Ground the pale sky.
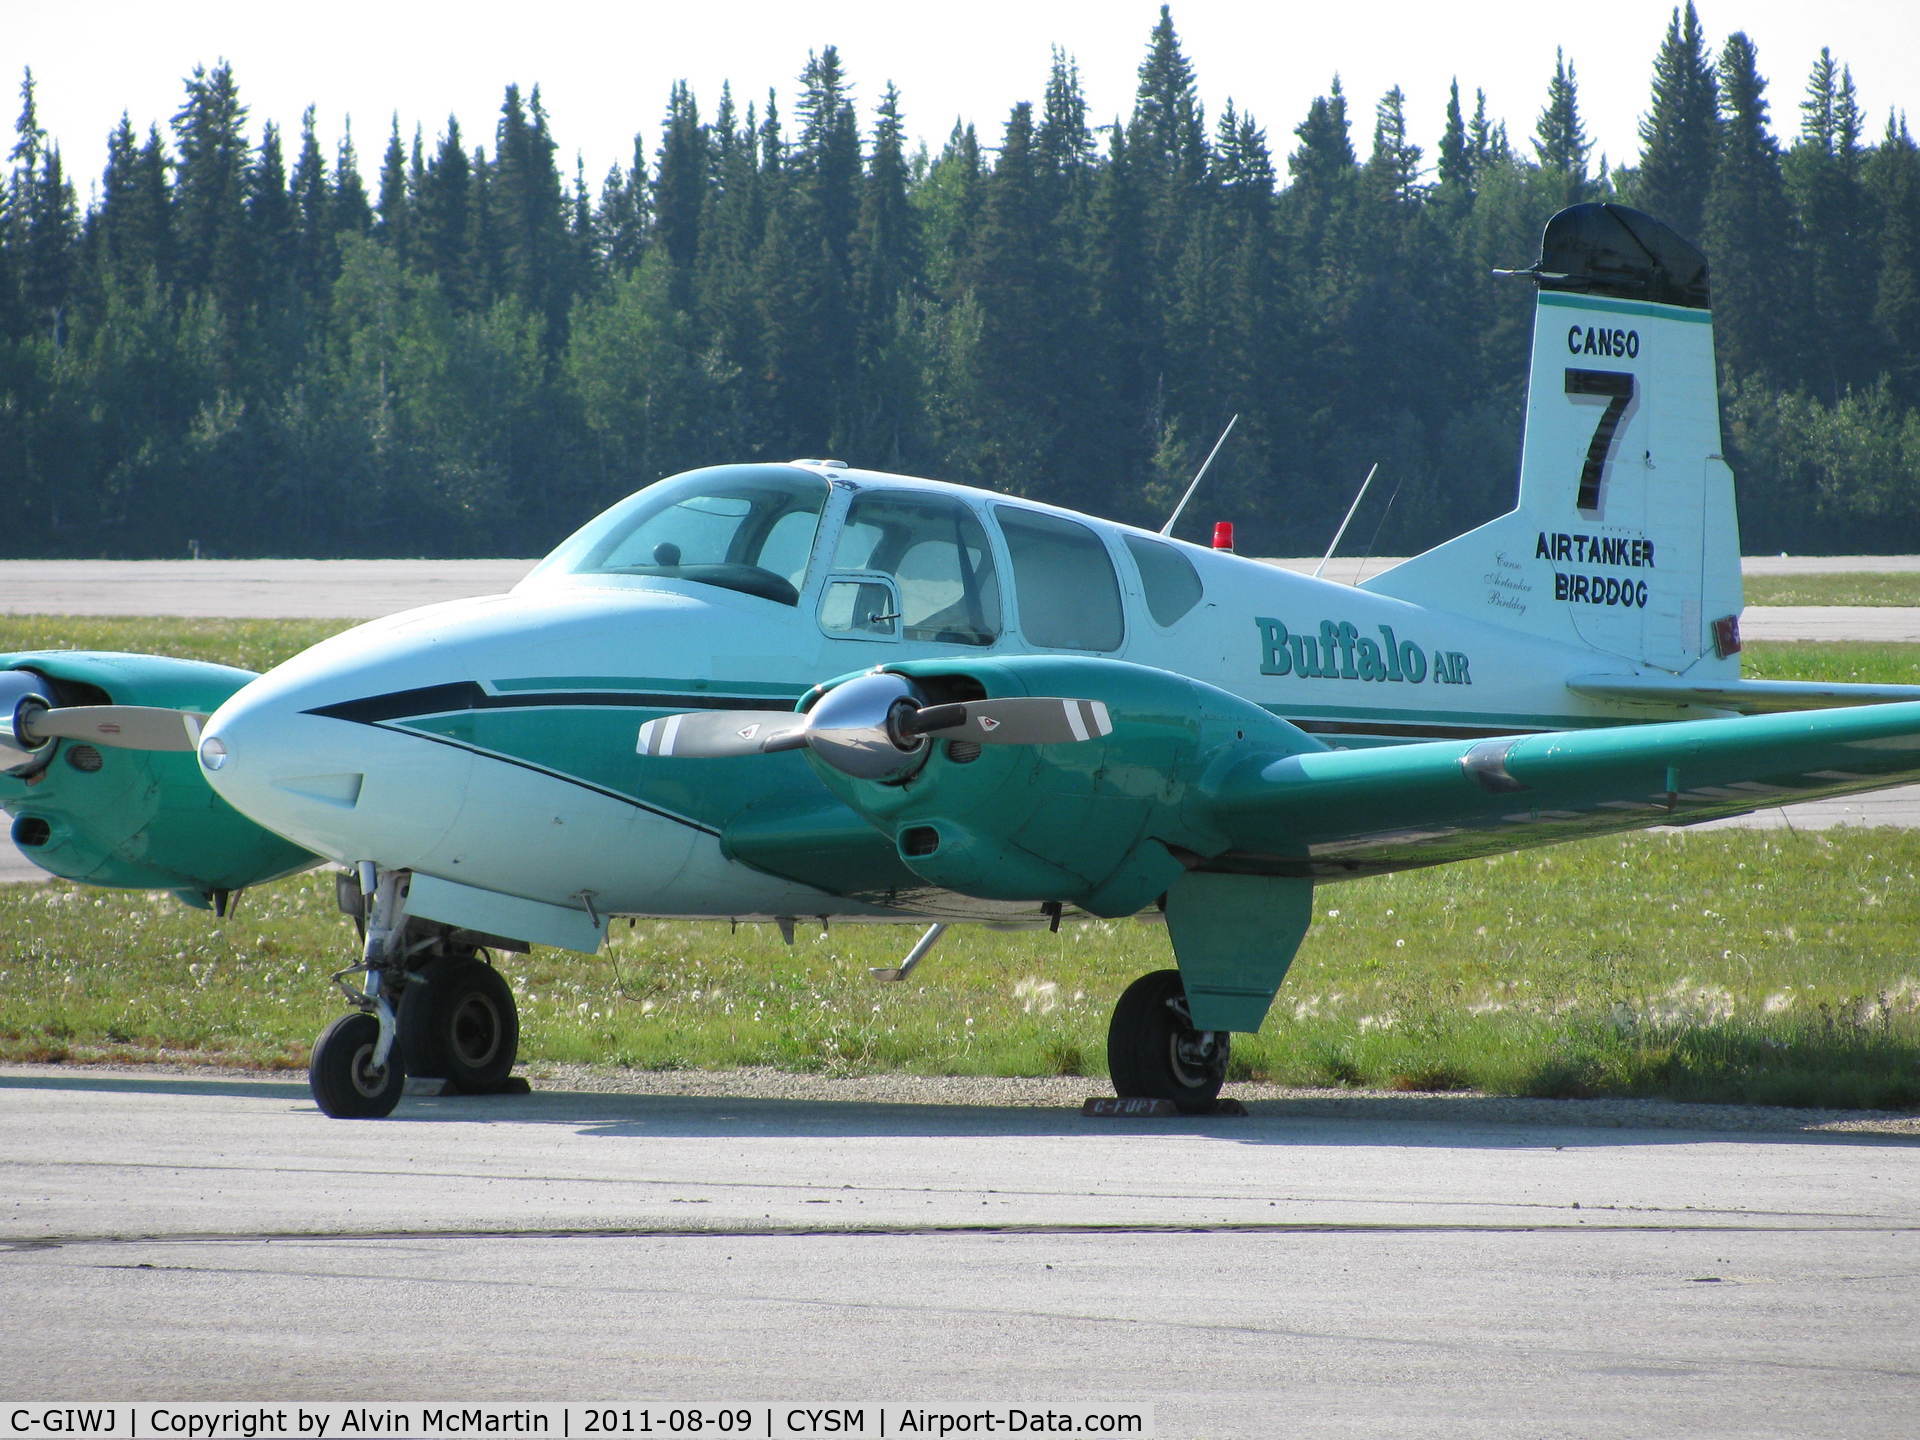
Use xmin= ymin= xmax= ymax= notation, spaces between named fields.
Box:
xmin=11 ymin=0 xmax=1920 ymax=204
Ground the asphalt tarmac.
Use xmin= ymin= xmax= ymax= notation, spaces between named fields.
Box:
xmin=2 ymin=1066 xmax=1916 ymax=1435
xmin=5 ymin=563 xmax=1920 ymax=1431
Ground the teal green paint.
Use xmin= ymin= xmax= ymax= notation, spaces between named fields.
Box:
xmin=400 ymin=703 xmax=826 ymax=834
xmin=1259 ymin=700 xmax=1624 ymax=730
xmin=722 ymin=792 xmax=925 ymax=899
xmin=1166 ymin=871 xmax=1313 ymax=1033
xmin=1537 ymin=291 xmax=1713 ymax=324
xmin=0 ymin=651 xmax=316 ymax=895
xmin=1207 ymin=697 xmax=1920 ymax=875
xmin=492 ymin=675 xmax=806 ymax=699
xmin=809 ymin=654 xmax=1325 ymax=914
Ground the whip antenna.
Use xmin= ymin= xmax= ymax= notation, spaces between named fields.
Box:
xmin=1312 ymin=463 xmax=1379 ymax=579
xmin=1159 ymin=414 xmax=1239 ymax=537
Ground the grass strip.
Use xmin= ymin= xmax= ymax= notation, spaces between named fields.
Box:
xmin=1743 ymin=573 xmax=1920 ymax=607
xmin=3 ymin=829 xmax=1917 ymax=1109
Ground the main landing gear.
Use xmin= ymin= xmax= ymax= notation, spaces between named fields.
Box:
xmin=1106 ymin=968 xmax=1231 ymax=1114
xmin=307 ymin=866 xmax=523 ymax=1119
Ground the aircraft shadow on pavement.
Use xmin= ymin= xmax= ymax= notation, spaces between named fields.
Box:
xmin=4 ymin=1070 xmax=1914 ymax=1149
xmin=0 ymin=1070 xmax=312 ymax=1102
xmin=396 ymin=1085 xmax=1920 ymax=1152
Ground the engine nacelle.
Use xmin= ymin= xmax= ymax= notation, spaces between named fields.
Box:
xmin=0 ymin=651 xmax=317 ymax=904
xmin=803 ymin=656 xmax=1325 ymax=917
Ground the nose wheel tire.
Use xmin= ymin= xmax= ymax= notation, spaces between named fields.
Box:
xmin=1107 ymin=968 xmax=1231 ymax=1114
xmin=398 ymin=955 xmax=519 ymax=1093
xmin=309 ymin=1011 xmax=404 ymax=1119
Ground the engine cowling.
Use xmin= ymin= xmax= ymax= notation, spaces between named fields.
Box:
xmin=0 ymin=651 xmax=317 ymax=904
xmin=800 ymin=655 xmax=1325 ymax=917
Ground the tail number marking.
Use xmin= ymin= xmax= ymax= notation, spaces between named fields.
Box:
xmin=1565 ymin=368 xmax=1636 ymax=513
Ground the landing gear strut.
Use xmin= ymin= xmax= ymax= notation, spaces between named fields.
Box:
xmin=1107 ymin=968 xmax=1231 ymax=1114
xmin=308 ymin=866 xmax=523 ymax=1118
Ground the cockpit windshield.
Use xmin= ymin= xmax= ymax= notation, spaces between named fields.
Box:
xmin=523 ymin=467 xmax=829 ymax=605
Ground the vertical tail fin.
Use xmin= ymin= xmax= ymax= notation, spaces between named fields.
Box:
xmin=1361 ymin=204 xmax=1743 ymax=677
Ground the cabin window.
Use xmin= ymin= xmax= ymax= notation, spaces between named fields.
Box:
xmin=830 ymin=493 xmax=1000 ymax=645
xmin=524 ymin=468 xmax=828 ymax=605
xmin=1123 ymin=534 xmax=1204 ymax=627
xmin=995 ymin=506 xmax=1124 ymax=651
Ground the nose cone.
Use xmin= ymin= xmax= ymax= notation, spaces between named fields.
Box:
xmin=198 ymin=614 xmax=483 ymax=867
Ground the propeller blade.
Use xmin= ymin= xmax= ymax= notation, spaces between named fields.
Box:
xmin=637 ymin=710 xmax=809 ymax=758
xmin=908 ymin=697 xmax=1113 ymax=746
xmin=23 ymin=705 xmax=208 ymax=752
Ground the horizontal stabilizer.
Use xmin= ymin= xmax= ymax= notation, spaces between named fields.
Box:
xmin=1568 ymin=673 xmax=1920 ymax=715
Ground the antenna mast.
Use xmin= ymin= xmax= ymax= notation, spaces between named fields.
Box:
xmin=1159 ymin=414 xmax=1239 ymax=538
xmin=1312 ymin=463 xmax=1379 ymax=580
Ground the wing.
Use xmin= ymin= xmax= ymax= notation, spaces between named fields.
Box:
xmin=1200 ymin=698 xmax=1920 ymax=878
xmin=678 ymin=656 xmax=1920 ymax=919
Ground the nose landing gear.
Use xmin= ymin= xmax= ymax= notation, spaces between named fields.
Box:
xmin=309 ymin=1010 xmax=405 ymax=1118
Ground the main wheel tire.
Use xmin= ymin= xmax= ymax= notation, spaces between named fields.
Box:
xmin=399 ymin=955 xmax=518 ymax=1092
xmin=1107 ymin=968 xmax=1231 ymax=1114
xmin=309 ymin=1011 xmax=404 ymax=1119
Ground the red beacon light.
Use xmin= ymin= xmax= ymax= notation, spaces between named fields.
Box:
xmin=1211 ymin=522 xmax=1235 ymax=552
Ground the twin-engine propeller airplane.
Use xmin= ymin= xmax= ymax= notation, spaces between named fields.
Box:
xmin=9 ymin=203 xmax=1920 ymax=1118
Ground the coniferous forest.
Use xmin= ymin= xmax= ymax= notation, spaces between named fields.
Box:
xmin=5 ymin=4 xmax=1920 ymax=560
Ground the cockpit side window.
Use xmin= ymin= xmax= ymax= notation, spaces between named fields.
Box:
xmin=1123 ymin=534 xmax=1204 ymax=627
xmin=830 ymin=493 xmax=1000 ymax=645
xmin=525 ymin=470 xmax=829 ymax=605
xmin=995 ymin=506 xmax=1124 ymax=651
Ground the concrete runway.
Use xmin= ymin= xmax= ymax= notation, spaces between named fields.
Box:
xmin=2 ymin=1066 xmax=1916 ymax=1434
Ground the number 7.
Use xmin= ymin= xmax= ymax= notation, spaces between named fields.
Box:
xmin=1565 ymin=368 xmax=1636 ymax=512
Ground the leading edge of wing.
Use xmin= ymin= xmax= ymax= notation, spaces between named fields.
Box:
xmin=1198 ymin=699 xmax=1920 ymax=877
xmin=1568 ymin=672 xmax=1920 ymax=714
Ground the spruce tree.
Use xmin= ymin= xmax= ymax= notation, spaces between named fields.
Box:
xmin=291 ymin=107 xmax=333 ymax=301
xmin=847 ymin=82 xmax=924 ymax=467
xmin=1436 ymin=80 xmax=1473 ymax=210
xmin=1703 ymin=32 xmax=1796 ymax=386
xmin=1037 ymin=48 xmax=1095 ymax=189
xmin=420 ymin=118 xmax=474 ymax=307
xmin=1366 ymin=86 xmax=1423 ymax=208
xmin=594 ymin=134 xmax=649 ymax=277
xmin=171 ymin=61 xmax=251 ymax=299
xmin=1787 ymin=50 xmax=1872 ymax=393
xmin=1633 ymin=2 xmax=1718 ymax=239
xmin=1286 ymin=79 xmax=1358 ymax=277
xmin=653 ymin=81 xmax=707 ymax=303
xmin=1867 ymin=112 xmax=1920 ymax=402
xmin=244 ymin=120 xmax=296 ymax=308
xmin=375 ymin=116 xmax=412 ymax=257
xmin=1128 ymin=4 xmax=1207 ymax=192
xmin=333 ymin=120 xmax=373 ymax=239
xmin=1533 ymin=49 xmax=1593 ymax=206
